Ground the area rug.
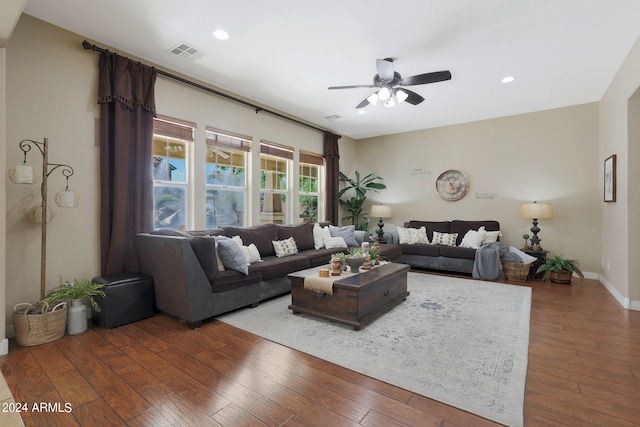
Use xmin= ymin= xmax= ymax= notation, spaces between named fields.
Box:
xmin=217 ymin=273 xmax=531 ymax=427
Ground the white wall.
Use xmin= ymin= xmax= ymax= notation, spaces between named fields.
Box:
xmin=1 ymin=46 xmax=8 ymax=353
xmin=353 ymin=104 xmax=602 ymax=274
xmin=600 ymin=33 xmax=640 ymax=305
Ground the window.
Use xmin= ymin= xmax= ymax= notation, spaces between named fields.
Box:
xmin=205 ymin=127 xmax=251 ymax=228
xmin=299 ymin=150 xmax=323 ymax=223
xmin=260 ymin=140 xmax=293 ymax=224
xmin=152 ymin=116 xmax=195 ymax=231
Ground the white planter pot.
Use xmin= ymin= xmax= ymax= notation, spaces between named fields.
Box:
xmin=67 ymin=299 xmax=87 ymax=335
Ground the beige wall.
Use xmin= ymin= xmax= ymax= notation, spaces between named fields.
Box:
xmin=353 ymin=104 xmax=602 ymax=275
xmin=600 ymin=34 xmax=640 ymax=306
xmin=1 ymin=46 xmax=8 ymax=352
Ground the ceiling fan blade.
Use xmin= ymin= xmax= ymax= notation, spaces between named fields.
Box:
xmin=400 ymin=70 xmax=452 ymax=86
xmin=328 ymin=84 xmax=376 ymax=90
xmin=398 ymin=88 xmax=425 ymax=105
xmin=376 ymin=58 xmax=395 ymax=82
xmin=355 ymin=98 xmax=370 ymax=109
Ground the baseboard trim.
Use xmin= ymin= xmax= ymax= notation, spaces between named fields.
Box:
xmin=598 ymin=274 xmax=639 ymax=310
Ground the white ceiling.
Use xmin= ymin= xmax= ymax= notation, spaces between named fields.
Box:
xmin=15 ymin=0 xmax=640 ymax=139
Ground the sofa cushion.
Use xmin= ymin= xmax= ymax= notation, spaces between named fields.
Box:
xmin=399 ymin=243 xmax=441 ymax=257
xmin=405 ymin=221 xmax=451 ymax=241
xmin=216 ymin=237 xmax=249 ymax=274
xmin=312 ymin=223 xmax=333 ymax=249
xmin=272 ymin=237 xmax=299 ymax=257
xmin=222 ymin=223 xmax=278 ymax=257
xmin=397 ymin=226 xmax=430 ymax=244
xmin=299 ymin=247 xmax=342 ymax=267
xmin=211 ymin=265 xmax=264 ymax=292
xmin=439 ymin=245 xmax=477 ymax=260
xmin=329 ymin=225 xmax=359 ymax=247
xmin=451 ymin=220 xmax=500 ymax=245
xmin=432 ymin=231 xmax=458 ymax=246
xmin=259 ymin=255 xmax=311 ymax=281
xmin=460 ymin=227 xmax=487 ymax=249
xmin=278 ymin=223 xmax=314 ymax=251
xmin=189 ymin=236 xmax=219 ymax=282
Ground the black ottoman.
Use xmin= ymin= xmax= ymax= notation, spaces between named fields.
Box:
xmin=91 ymin=272 xmax=155 ymax=329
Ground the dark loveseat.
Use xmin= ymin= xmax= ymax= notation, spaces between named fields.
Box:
xmin=137 ymin=222 xmax=401 ymax=327
xmin=387 ymin=220 xmax=501 ymax=274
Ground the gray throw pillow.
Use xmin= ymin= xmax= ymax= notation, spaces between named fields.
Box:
xmin=215 ymin=237 xmax=249 ymax=275
xmin=329 ymin=225 xmax=359 ymax=247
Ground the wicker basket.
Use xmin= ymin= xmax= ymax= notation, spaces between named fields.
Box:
xmin=502 ymin=261 xmax=531 ymax=282
xmin=13 ymin=301 xmax=67 ymax=347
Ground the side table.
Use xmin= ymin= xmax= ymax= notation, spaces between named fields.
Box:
xmin=522 ymin=248 xmax=548 ymax=279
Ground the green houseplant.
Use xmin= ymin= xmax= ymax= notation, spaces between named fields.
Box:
xmin=46 ymin=277 xmax=106 ymax=311
xmin=46 ymin=277 xmax=106 ymax=335
xmin=536 ymin=255 xmax=584 ymax=284
xmin=338 ymin=171 xmax=386 ymax=230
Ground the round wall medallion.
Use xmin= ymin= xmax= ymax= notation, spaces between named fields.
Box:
xmin=436 ymin=170 xmax=469 ymax=201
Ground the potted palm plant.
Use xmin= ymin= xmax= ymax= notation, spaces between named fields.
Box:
xmin=46 ymin=278 xmax=106 ymax=335
xmin=536 ymin=255 xmax=584 ymax=284
xmin=338 ymin=171 xmax=386 ymax=230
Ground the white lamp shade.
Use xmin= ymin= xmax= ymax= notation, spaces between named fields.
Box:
xmin=367 ymin=93 xmax=379 ymax=105
xmin=396 ymin=89 xmax=408 ymax=103
xmin=371 ymin=204 xmax=392 ymax=218
xmin=9 ymin=163 xmax=39 ymax=184
xmin=27 ymin=204 xmax=56 ymax=223
xmin=520 ymin=202 xmax=553 ymax=219
xmin=55 ymin=189 xmax=79 ymax=208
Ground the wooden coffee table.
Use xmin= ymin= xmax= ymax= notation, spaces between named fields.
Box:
xmin=287 ymin=263 xmax=410 ymax=330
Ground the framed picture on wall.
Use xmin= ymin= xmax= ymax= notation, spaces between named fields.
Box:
xmin=604 ymin=154 xmax=616 ymax=202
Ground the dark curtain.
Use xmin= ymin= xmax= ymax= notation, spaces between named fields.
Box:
xmin=98 ymin=53 xmax=157 ymax=275
xmin=324 ymin=131 xmax=341 ymax=225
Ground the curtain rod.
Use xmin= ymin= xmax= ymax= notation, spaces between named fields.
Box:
xmin=82 ymin=40 xmax=338 ymax=137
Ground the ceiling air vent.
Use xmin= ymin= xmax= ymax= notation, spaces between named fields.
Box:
xmin=325 ymin=114 xmax=342 ymax=120
xmin=169 ymin=42 xmax=206 ymax=62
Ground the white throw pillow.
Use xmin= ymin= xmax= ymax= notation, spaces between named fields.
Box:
xmin=324 ymin=236 xmax=348 ymax=249
xmin=482 ymin=230 xmax=502 ymax=244
xmin=313 ymin=223 xmax=332 ymax=249
xmin=509 ymin=247 xmax=537 ymax=264
xmin=460 ymin=227 xmax=488 ymax=249
xmin=397 ymin=226 xmax=430 ymax=244
xmin=273 ymin=237 xmax=298 ymax=257
xmin=239 ymin=243 xmax=262 ymax=264
xmin=431 ymin=231 xmax=458 ymax=246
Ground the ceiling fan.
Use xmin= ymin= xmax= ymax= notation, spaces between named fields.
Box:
xmin=328 ymin=58 xmax=451 ymax=108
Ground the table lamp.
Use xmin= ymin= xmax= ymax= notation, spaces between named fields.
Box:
xmin=371 ymin=204 xmax=392 ymax=243
xmin=520 ymin=201 xmax=553 ymax=250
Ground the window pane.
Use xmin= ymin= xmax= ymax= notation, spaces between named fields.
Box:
xmin=153 ymin=186 xmax=186 ymax=230
xmin=299 ymin=195 xmax=318 ymax=223
xmin=153 ymin=138 xmax=186 ymax=183
xmin=260 ymin=155 xmax=287 ymax=191
xmin=206 ymin=189 xmax=245 ymax=228
xmin=260 ymin=192 xmax=287 ymax=224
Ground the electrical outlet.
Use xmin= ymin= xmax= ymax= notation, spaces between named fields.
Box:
xmin=601 ymin=258 xmax=605 ymax=267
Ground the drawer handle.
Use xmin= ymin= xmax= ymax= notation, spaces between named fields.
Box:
xmin=384 ymin=290 xmax=390 ymax=296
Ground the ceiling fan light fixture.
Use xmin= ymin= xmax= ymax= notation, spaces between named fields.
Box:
xmin=395 ymin=89 xmax=408 ymax=103
xmin=367 ymin=92 xmax=379 ymax=106
xmin=378 ymin=87 xmax=391 ymax=101
xmin=383 ymin=98 xmax=396 ymax=108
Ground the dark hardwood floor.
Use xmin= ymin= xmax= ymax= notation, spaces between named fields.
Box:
xmin=2 ymin=273 xmax=639 ymax=426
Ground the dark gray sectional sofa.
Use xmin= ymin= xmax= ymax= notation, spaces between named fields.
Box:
xmin=388 ymin=220 xmax=501 ymax=274
xmin=136 ymin=222 xmax=401 ymax=327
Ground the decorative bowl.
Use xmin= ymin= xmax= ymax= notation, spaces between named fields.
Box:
xmin=345 ymin=257 xmax=366 ymax=272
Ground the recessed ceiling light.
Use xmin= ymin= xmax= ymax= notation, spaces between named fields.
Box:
xmin=213 ymin=29 xmax=230 ymax=40
xmin=501 ymin=76 xmax=516 ymax=83
xmin=358 ymin=110 xmax=366 ymax=114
